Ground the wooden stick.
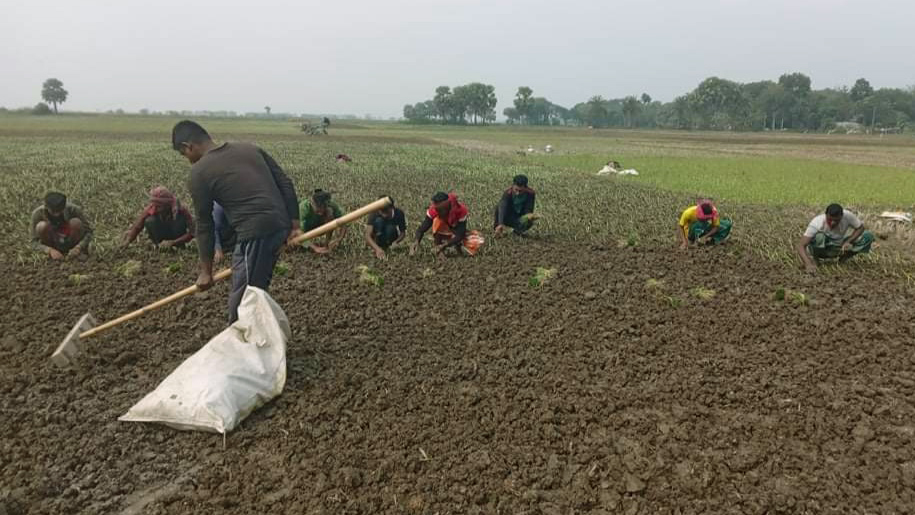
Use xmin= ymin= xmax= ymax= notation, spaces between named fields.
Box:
xmin=79 ymin=197 xmax=391 ymax=339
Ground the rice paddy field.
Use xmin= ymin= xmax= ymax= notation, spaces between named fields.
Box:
xmin=2 ymin=114 xmax=915 ymax=514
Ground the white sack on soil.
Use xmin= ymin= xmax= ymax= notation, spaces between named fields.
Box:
xmin=119 ymin=287 xmax=289 ymax=433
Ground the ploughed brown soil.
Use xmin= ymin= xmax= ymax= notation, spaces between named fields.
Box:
xmin=2 ymin=237 xmax=915 ymax=514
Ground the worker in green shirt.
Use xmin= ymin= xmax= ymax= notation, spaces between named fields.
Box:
xmin=300 ymin=189 xmax=347 ymax=254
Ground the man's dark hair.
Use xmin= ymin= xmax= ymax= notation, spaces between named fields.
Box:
xmin=44 ymin=191 xmax=67 ymax=211
xmin=513 ymin=174 xmax=529 ymax=187
xmin=312 ymin=189 xmax=332 ymax=207
xmin=432 ymin=192 xmax=449 ymax=204
xmin=826 ymin=203 xmax=844 ymax=217
xmin=171 ymin=120 xmax=211 ymax=151
xmin=700 ymin=203 xmax=713 ymax=216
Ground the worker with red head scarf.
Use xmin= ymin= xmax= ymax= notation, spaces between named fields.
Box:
xmin=676 ymin=199 xmax=732 ymax=250
xmin=122 ymin=186 xmax=195 ymax=249
xmin=411 ymin=192 xmax=484 ymax=259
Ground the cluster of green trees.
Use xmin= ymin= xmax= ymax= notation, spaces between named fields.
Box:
xmin=563 ymin=75 xmax=913 ymax=132
xmin=402 ymin=83 xmax=497 ymax=124
xmin=405 ymin=74 xmax=914 ymax=132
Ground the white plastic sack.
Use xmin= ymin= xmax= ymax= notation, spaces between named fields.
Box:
xmin=119 ymin=287 xmax=290 ymax=433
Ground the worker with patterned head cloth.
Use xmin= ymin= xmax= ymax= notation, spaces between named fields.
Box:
xmin=122 ymin=186 xmax=195 ymax=249
xmin=676 ymin=199 xmax=732 ymax=250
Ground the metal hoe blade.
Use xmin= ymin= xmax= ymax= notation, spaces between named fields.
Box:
xmin=51 ymin=313 xmax=97 ymax=368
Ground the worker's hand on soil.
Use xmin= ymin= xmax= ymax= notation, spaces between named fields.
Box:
xmin=841 ymin=241 xmax=852 ymax=253
xmin=48 ymin=248 xmax=64 ymax=260
xmin=495 ymin=225 xmax=505 ymax=237
xmin=196 ymin=272 xmax=214 ymax=290
xmin=805 ymin=263 xmax=818 ymax=275
xmin=311 ymin=244 xmax=330 ymax=255
xmin=158 ymin=240 xmax=175 ymax=249
xmin=409 ymin=242 xmax=418 ymax=256
xmin=68 ymin=247 xmax=82 ymax=258
xmin=374 ymin=248 xmax=387 ymax=260
xmin=678 ymin=242 xmax=688 ymax=251
xmin=214 ymin=249 xmax=225 ymax=264
xmin=121 ymin=232 xmax=132 ymax=247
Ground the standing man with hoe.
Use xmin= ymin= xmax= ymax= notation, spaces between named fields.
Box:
xmin=172 ymin=121 xmax=303 ymax=322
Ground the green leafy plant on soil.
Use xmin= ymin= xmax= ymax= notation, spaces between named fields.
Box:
xmin=773 ymin=287 xmax=809 ymax=306
xmin=115 ymin=259 xmax=142 ymax=277
xmin=356 ymin=265 xmax=384 ymax=287
xmin=163 ymin=262 xmax=182 ymax=274
xmin=421 ymin=267 xmax=435 ymax=278
xmin=68 ymin=273 xmax=90 ymax=286
xmin=274 ymin=261 xmax=290 ymax=276
xmin=773 ymin=287 xmax=786 ymax=301
xmin=789 ymin=291 xmax=809 ymax=306
xmin=666 ymin=296 xmax=684 ymax=308
xmin=645 ymin=278 xmax=665 ymax=289
xmin=529 ymin=267 xmax=557 ymax=288
xmin=690 ymin=287 xmax=716 ymax=300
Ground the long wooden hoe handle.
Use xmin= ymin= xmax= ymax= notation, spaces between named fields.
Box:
xmin=79 ymin=197 xmax=392 ymax=340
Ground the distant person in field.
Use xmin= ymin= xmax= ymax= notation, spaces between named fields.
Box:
xmin=212 ymin=201 xmax=237 ymax=264
xmin=796 ymin=203 xmax=874 ymax=275
xmin=172 ymin=120 xmax=302 ymax=323
xmin=411 ymin=192 xmax=484 ymax=259
xmin=677 ymin=199 xmax=732 ymax=250
xmin=365 ymin=196 xmax=406 ymax=259
xmin=494 ymin=174 xmax=538 ymax=237
xmin=31 ymin=191 xmax=93 ymax=260
xmin=300 ymin=189 xmax=347 ymax=254
xmin=122 ymin=186 xmax=195 ymax=249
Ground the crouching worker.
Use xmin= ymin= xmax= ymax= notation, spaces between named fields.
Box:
xmin=365 ymin=197 xmax=406 ymax=260
xmin=411 ymin=192 xmax=484 ymax=259
xmin=494 ymin=174 xmax=539 ymax=237
xmin=300 ymin=189 xmax=347 ymax=254
xmin=797 ymin=203 xmax=874 ymax=275
xmin=31 ymin=191 xmax=93 ymax=260
xmin=677 ymin=199 xmax=732 ymax=250
xmin=122 ymin=186 xmax=195 ymax=249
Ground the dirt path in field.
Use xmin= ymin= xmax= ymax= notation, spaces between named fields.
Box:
xmin=2 ymin=238 xmax=915 ymax=514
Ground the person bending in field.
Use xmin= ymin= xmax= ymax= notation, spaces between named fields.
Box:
xmin=411 ymin=192 xmax=484 ymax=259
xmin=173 ymin=120 xmax=302 ymax=323
xmin=677 ymin=199 xmax=732 ymax=250
xmin=30 ymin=191 xmax=93 ymax=260
xmin=122 ymin=186 xmax=195 ymax=249
xmin=365 ymin=196 xmax=406 ymax=260
xmin=212 ymin=201 xmax=237 ymax=264
xmin=796 ymin=203 xmax=874 ymax=275
xmin=494 ymin=174 xmax=538 ymax=237
xmin=300 ymin=189 xmax=347 ymax=254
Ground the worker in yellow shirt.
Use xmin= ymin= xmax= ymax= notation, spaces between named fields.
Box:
xmin=677 ymin=200 xmax=732 ymax=250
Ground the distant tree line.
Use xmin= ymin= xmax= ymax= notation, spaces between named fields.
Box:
xmin=403 ymin=83 xmax=498 ymax=125
xmin=405 ymin=74 xmax=914 ymax=132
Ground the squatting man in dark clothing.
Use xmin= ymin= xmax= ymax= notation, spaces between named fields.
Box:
xmin=364 ymin=196 xmax=407 ymax=260
xmin=172 ymin=120 xmax=303 ymax=322
xmin=494 ymin=174 xmax=538 ymax=236
xmin=30 ymin=191 xmax=93 ymax=260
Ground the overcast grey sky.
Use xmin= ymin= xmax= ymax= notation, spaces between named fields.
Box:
xmin=1 ymin=0 xmax=912 ymax=118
